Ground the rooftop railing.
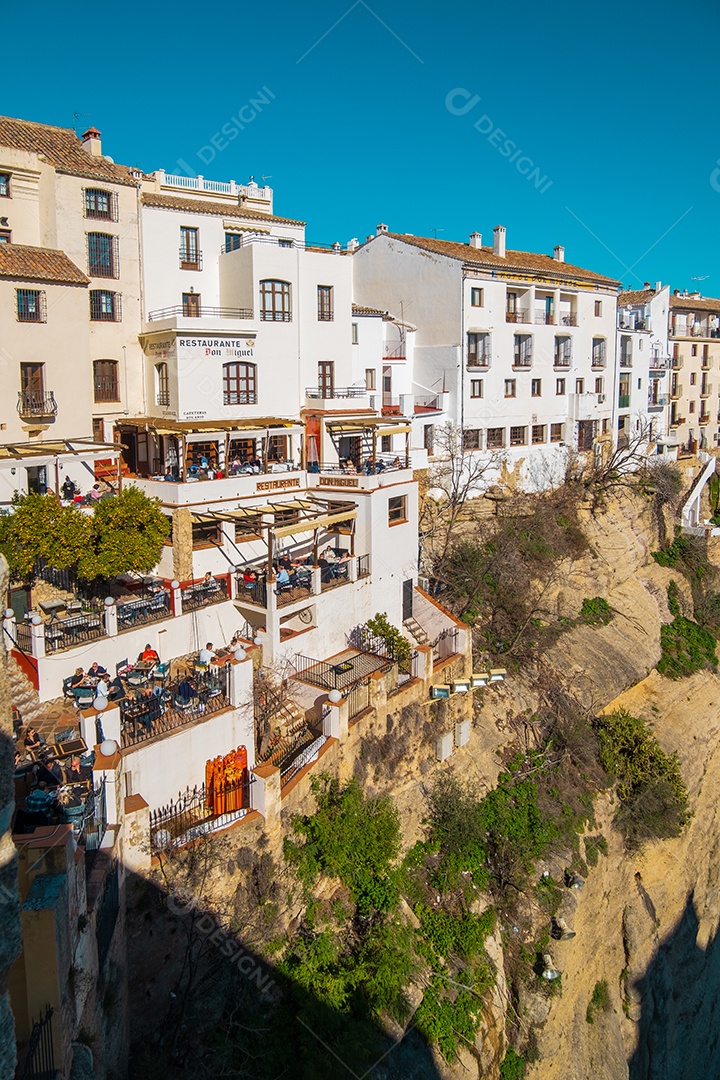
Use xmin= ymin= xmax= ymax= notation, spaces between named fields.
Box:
xmin=147 ymin=305 xmax=253 ymax=321
xmin=304 ymin=386 xmax=368 ymax=399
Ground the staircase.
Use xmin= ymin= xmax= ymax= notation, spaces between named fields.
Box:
xmin=403 ymin=616 xmax=430 ymax=646
xmin=8 ymin=653 xmax=75 ymax=738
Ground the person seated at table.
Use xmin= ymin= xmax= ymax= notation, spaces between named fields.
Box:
xmin=61 ymin=476 xmax=76 ymax=501
xmin=37 ymin=755 xmax=64 ymax=786
xmin=95 ymin=677 xmax=110 ymax=700
xmin=198 ymin=642 xmax=216 ymax=666
xmin=24 ymin=727 xmax=44 ymax=753
xmin=276 ymin=566 xmax=292 ymax=591
xmin=176 ymin=676 xmax=197 ymax=707
xmin=25 ymin=782 xmax=56 ymax=821
xmin=87 ymin=661 xmax=108 ymax=679
xmin=69 ymin=668 xmax=85 ymax=689
xmin=64 ymin=756 xmax=84 ymax=784
xmin=322 ymin=546 xmax=338 ymax=563
xmin=202 ymin=571 xmax=217 ymax=589
xmin=89 ymin=482 xmax=103 ymax=502
xmin=242 ymin=566 xmax=257 ymax=586
xmin=108 ymin=676 xmax=126 ymax=702
xmin=140 ymin=643 xmax=160 ymax=664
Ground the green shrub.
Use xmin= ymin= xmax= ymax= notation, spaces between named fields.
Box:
xmin=667 ymin=580 xmax=681 ymax=618
xmin=580 ymin=597 xmax=613 ymax=626
xmin=414 ymin=968 xmax=493 ymax=1062
xmin=599 ymin=710 xmax=690 ymax=846
xmin=499 ymin=1048 xmax=527 ymax=1079
xmin=657 ymin=616 xmax=717 ymax=678
xmin=583 ymin=834 xmax=608 ymax=867
xmin=586 ymin=979 xmax=612 ymax=1023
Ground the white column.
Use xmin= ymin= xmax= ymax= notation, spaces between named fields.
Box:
xmin=171 ymin=579 xmax=182 ymax=616
xmin=2 ymin=609 xmax=16 ymax=652
xmin=29 ymin=615 xmax=45 ymax=659
xmin=104 ymin=597 xmax=118 ymax=637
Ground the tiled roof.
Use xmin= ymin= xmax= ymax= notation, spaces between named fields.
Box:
xmin=352 ymin=303 xmax=387 ymax=316
xmin=0 ymin=244 xmax=88 ymax=285
xmin=0 ymin=116 xmax=138 ymax=186
xmin=618 ymin=289 xmax=655 ymax=307
xmin=141 ymin=192 xmax=305 ymax=226
xmin=381 ymin=233 xmax=620 ymax=287
xmin=670 ymin=294 xmax=720 ymax=313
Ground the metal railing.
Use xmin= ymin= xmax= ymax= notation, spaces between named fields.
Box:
xmin=513 ymin=352 xmax=533 ymax=367
xmin=559 ymin=313 xmax=577 ymax=326
xmin=179 ymin=248 xmax=203 ymax=270
xmin=148 ymin=304 xmax=253 ymax=321
xmin=45 ymin=611 xmax=107 ymax=653
xmin=181 ymin=577 xmax=229 ymax=612
xmin=534 ymin=311 xmax=555 ymax=324
xmin=554 ymin=354 xmax=572 ymax=367
xmin=357 ymin=554 xmax=370 ymax=578
xmin=279 ymin=733 xmax=326 ymax=788
xmin=13 ymin=620 xmax=33 ymax=653
xmin=120 ymin=666 xmax=230 ymax=748
xmin=304 ymin=386 xmax=367 ymax=399
xmin=116 ymin=589 xmax=171 ymax=632
xmin=223 ymin=390 xmax=258 ymax=405
xmin=277 ymin=572 xmax=314 ymax=607
xmin=312 ymin=457 xmax=409 ymax=476
xmin=505 ymin=309 xmax=529 ymax=323
xmin=620 ymin=353 xmax=633 ymax=367
xmin=93 ymin=380 xmax=121 ymax=402
xmin=466 ymin=351 xmax=491 ymax=367
xmin=17 ymin=391 xmax=57 ymax=417
xmin=414 ymin=395 xmax=441 ymax=411
xmin=293 ymin=653 xmax=376 ymax=691
xmin=18 ymin=1004 xmax=55 ymax=1080
xmin=431 ymin=626 xmax=460 ymax=662
xmin=347 ymin=678 xmax=370 ymax=719
xmin=235 ymin=576 xmax=268 ymax=607
xmin=319 ymin=564 xmax=350 ymax=592
xmin=150 ymin=777 xmax=250 ymax=850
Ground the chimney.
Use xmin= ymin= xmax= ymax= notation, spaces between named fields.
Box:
xmin=469 ymin=232 xmax=482 ymax=249
xmin=81 ymin=127 xmax=102 ymax=157
xmin=553 ymin=245 xmax=565 ymax=263
xmin=346 ymin=238 xmax=359 ymax=252
xmin=376 ymin=223 xmax=388 ymax=236
xmin=643 ymin=281 xmax=651 ymax=289
xmin=493 ymin=225 xmax=506 ymax=258
xmin=655 ymin=280 xmax=662 ymax=292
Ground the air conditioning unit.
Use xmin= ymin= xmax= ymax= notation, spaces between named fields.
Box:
xmin=418 ymin=575 xmax=430 ymax=592
xmin=598 ymin=394 xmax=606 ymax=403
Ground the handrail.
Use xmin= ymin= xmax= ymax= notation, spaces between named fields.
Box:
xmin=2 ymin=623 xmax=39 ymax=672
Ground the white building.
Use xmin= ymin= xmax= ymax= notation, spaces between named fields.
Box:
xmin=614 ymin=283 xmax=671 ymax=450
xmin=667 ymin=292 xmax=720 ymax=453
xmin=353 ymin=224 xmax=621 ymax=487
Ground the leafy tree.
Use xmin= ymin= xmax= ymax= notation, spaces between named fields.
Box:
xmin=363 ymin=612 xmax=412 ymax=666
xmin=0 ymin=492 xmax=91 ymax=579
xmin=78 ymin=487 xmax=169 ymax=579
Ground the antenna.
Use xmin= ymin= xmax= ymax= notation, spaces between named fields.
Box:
xmin=691 ymin=275 xmax=710 ymax=281
xmin=261 ymin=175 xmax=273 ymax=182
xmin=430 ymin=228 xmax=444 ymax=239
xmin=72 ymin=111 xmax=91 ymax=131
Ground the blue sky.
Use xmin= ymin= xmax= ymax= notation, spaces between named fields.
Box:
xmin=6 ymin=0 xmax=720 ymax=291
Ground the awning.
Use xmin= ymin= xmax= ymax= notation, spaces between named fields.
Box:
xmin=116 ymin=418 xmax=301 ymax=435
xmin=273 ymin=508 xmax=357 ymax=539
xmin=0 ymin=439 xmax=120 ymax=461
xmin=327 ymin=420 xmax=411 ymax=436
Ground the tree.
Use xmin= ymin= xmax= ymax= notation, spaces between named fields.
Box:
xmin=565 ymin=417 xmax=677 ymax=510
xmin=0 ymin=492 xmax=91 ymax=579
xmin=419 ymin=423 xmax=504 ymax=579
xmin=78 ymin=487 xmax=170 ymax=579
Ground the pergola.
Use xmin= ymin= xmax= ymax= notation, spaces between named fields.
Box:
xmin=0 ymin=438 xmax=122 ymax=494
xmin=115 ymin=418 xmax=304 ymax=481
xmin=325 ymin=417 xmax=411 ymax=467
xmin=192 ymin=495 xmax=358 ymax=579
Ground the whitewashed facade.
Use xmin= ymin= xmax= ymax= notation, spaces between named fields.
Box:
xmin=614 ymin=284 xmax=671 ymax=450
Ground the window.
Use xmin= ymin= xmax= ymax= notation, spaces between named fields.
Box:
xmin=467 ymin=331 xmax=490 ymax=366
xmin=691 ymin=344 xmax=698 ymax=357
xmin=602 ymin=418 xmax=609 ymax=435
xmin=556 ymin=378 xmax=566 ymax=395
xmin=509 ymin=425 xmax=527 ymax=446
xmin=513 ymin=334 xmax=533 ymax=366
xmin=388 ymin=495 xmax=407 ymax=525
xmin=223 ymin=362 xmax=257 ymax=405
xmin=318 ymin=361 xmax=335 ymax=396
xmin=424 ymin=424 xmax=434 ymax=453
xmin=381 ymin=435 xmax=391 ymax=454
xmin=486 ymin=427 xmax=504 ymax=449
xmin=637 ymin=377 xmax=642 ymax=390
xmin=550 ymin=423 xmax=564 ymax=442
xmin=470 ymin=379 xmax=483 ymax=398
xmin=689 ymin=401 xmax=696 ymax=414
xmin=234 ymin=513 xmax=262 ymax=541
xmin=595 ymin=377 xmax=603 ymax=394
xmin=19 ymin=362 xmax=45 ymax=411
xmin=504 ymin=379 xmax=516 ymax=398
xmin=576 ymin=378 xmax=584 ymax=394
xmin=92 ymin=417 xmax=105 ymax=442
xmin=317 ymin=285 xmax=334 ymax=321
xmin=352 ymin=322 xmax=359 ymax=345
xmin=690 ymin=372 xmax=697 ymax=386
xmin=531 ymin=378 xmax=541 ymax=397
xmin=180 ymin=226 xmax=201 ymax=269
xmin=365 ymin=368 xmax=376 ymax=390
xmin=224 ymin=232 xmax=242 ymax=252
xmin=16 ymin=289 xmax=46 ymax=323
xmin=0 ymin=173 xmax=10 ymax=197
xmin=594 ymin=300 xmax=602 ymax=316
xmin=87 ymin=232 xmax=118 ymax=277
xmin=260 ymin=279 xmax=291 ymax=321
xmin=592 ymin=338 xmax=606 ymax=366
xmin=278 ymin=239 xmax=293 ymax=248
xmin=0 ymin=229 xmax=11 ymax=243
xmin=554 ymin=335 xmax=572 ymax=365
xmin=84 ymin=188 xmax=117 ymax=220
xmin=93 ymin=359 xmax=120 ymax=402
xmin=155 ymin=363 xmax=170 ymax=406
xmin=89 ymin=290 xmax=121 ymax=321
xmin=532 ymin=424 xmax=546 ymax=444
xmin=192 ymin=520 xmax=222 ymax=548
xmin=463 ymin=428 xmax=481 ymax=450
xmin=182 ymin=292 xmax=201 ymax=317
xmin=470 ymin=287 xmax=483 ymax=307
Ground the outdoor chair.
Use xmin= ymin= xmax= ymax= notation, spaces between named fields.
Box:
xmin=116 ymin=658 xmax=132 ymax=678
xmin=153 ymin=661 xmax=170 ymax=684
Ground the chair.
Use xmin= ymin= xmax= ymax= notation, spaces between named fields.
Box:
xmin=74 ymin=688 xmax=95 ymax=709
xmin=153 ymin=661 xmax=170 ymax=684
xmin=127 ymin=671 xmax=148 ymax=689
xmin=62 ymin=677 xmax=76 ymax=701
xmin=116 ymin=658 xmax=132 ymax=678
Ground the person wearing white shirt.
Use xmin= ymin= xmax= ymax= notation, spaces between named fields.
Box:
xmin=198 ymin=643 xmax=215 ymax=666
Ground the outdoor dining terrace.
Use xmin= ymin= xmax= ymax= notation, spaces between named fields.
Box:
xmin=119 ymin=664 xmax=231 ymax=749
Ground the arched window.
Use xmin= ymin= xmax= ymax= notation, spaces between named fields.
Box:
xmin=93 ymin=359 xmax=120 ymax=402
xmin=223 ymin=362 xmax=257 ymax=405
xmin=259 ymin=280 xmax=291 ymax=322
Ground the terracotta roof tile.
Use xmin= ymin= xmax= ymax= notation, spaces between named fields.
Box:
xmin=352 ymin=303 xmax=387 ymax=316
xmin=670 ymin=294 xmax=720 ymax=314
xmin=380 ymin=233 xmax=620 ymax=287
xmin=0 ymin=115 xmax=138 ymax=186
xmin=0 ymin=244 xmax=88 ymax=285
xmin=618 ymin=289 xmax=655 ymax=307
xmin=141 ymin=192 xmax=304 ymax=226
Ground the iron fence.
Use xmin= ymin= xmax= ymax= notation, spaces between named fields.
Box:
xmin=150 ymin=778 xmax=251 ymax=850
xmin=34 ymin=558 xmax=74 ymax=592
xmin=278 ymin=733 xmax=326 ymax=787
xmin=181 ymin=577 xmax=228 ymax=612
xmin=357 ymin=554 xmax=370 ymax=579
xmin=44 ymin=612 xmax=107 ymax=653
xmin=347 ymin=679 xmax=371 ymax=719
xmin=18 ymin=1004 xmax=55 ymax=1080
xmin=120 ymin=666 xmax=230 ymax=748
xmin=13 ymin=620 xmax=33 ymax=653
xmin=235 ymin=576 xmax=268 ymax=607
xmin=116 ymin=589 xmax=171 ymax=632
xmin=432 ymin=627 xmax=460 ymax=662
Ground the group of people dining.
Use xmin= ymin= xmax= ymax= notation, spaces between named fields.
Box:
xmin=16 ymin=724 xmax=90 ymax=827
xmin=239 ymin=546 xmax=351 ymax=594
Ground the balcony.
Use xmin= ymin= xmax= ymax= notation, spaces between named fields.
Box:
xmin=383 ymin=344 xmax=406 ymax=361
xmin=591 ymin=354 xmax=607 ymax=369
xmin=669 ymin=415 xmax=686 ymax=427
xmin=647 ymin=395 xmax=666 ymax=411
xmin=620 ymin=353 xmax=633 ymax=368
xmin=700 ymin=383 xmax=713 ymax=398
xmin=699 ymin=413 xmax=711 ymax=425
xmin=414 ymin=395 xmax=442 ymax=413
xmin=559 ymin=313 xmax=577 ymax=327
xmin=512 ymin=355 xmax=533 ymax=369
xmin=120 ymin=665 xmax=231 ymax=749
xmin=148 ymin=305 xmax=253 ymax=321
xmin=179 ymin=249 xmax=203 ymax=271
xmin=672 ymin=356 xmax=683 ymax=369
xmin=17 ymin=391 xmax=57 ymax=419
xmin=506 ymin=309 xmax=529 ymax=324
xmin=670 ymin=384 xmax=683 ymax=400
xmin=553 ymin=353 xmax=572 ymax=368
xmin=94 ymin=382 xmax=121 ymax=404
xmin=304 ymin=386 xmax=368 ymax=400
xmin=466 ymin=353 xmax=490 ymax=368
xmin=534 ymin=311 xmax=555 ymax=325
xmin=702 ymin=357 xmax=713 ymax=370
